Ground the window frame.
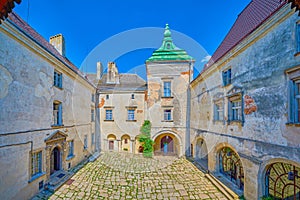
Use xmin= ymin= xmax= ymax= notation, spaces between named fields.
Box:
xmin=163 ymin=109 xmax=172 ymax=121
xmin=54 ymin=70 xmax=63 ymax=88
xmin=228 ymin=95 xmax=243 ymax=123
xmin=84 ymin=135 xmax=88 ymax=149
xmin=127 ymin=109 xmax=135 ymax=121
xmin=222 ymin=68 xmax=232 ymax=86
xmin=31 ymin=151 xmax=42 ymax=177
xmin=105 ymin=109 xmax=113 ymax=121
xmin=286 ymin=66 xmax=300 ymax=124
xmin=214 ymin=100 xmax=224 ymax=121
xmin=91 ymin=109 xmax=95 ymax=122
xmin=67 ymin=140 xmax=74 ymax=158
xmin=163 ymin=81 xmax=172 ymax=97
xmin=53 ymin=101 xmax=63 ymax=126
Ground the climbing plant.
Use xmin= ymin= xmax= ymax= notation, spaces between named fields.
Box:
xmin=138 ymin=120 xmax=154 ymax=157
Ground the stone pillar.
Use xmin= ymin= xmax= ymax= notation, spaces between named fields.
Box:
xmin=130 ymin=140 xmax=134 ymax=153
xmin=241 ymin=157 xmax=260 ymax=200
xmin=115 ymin=140 xmax=120 ymax=152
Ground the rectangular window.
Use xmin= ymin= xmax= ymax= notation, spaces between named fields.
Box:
xmin=131 ymin=94 xmax=135 ymax=99
xmin=222 ymin=69 xmax=232 ymax=86
xmin=289 ymin=79 xmax=300 ymax=123
xmin=163 ymin=81 xmax=171 ymax=97
xmin=214 ymin=102 xmax=224 ymax=121
xmin=92 ymin=133 xmax=95 ymax=145
xmin=91 ymin=109 xmax=95 ymax=122
xmin=54 ymin=71 xmax=62 ymax=88
xmin=229 ymin=98 xmax=242 ymax=121
xmin=31 ymin=151 xmax=42 ymax=176
xmin=68 ymin=140 xmax=74 ymax=157
xmin=53 ymin=102 xmax=62 ymax=126
xmin=297 ymin=23 xmax=300 ymax=52
xmin=106 ymin=94 xmax=109 ymax=100
xmin=127 ymin=109 xmax=135 ymax=121
xmin=84 ymin=135 xmax=88 ymax=149
xmin=105 ymin=109 xmax=113 ymax=120
xmin=164 ymin=109 xmax=172 ymax=121
xmin=91 ymin=94 xmax=95 ymax=102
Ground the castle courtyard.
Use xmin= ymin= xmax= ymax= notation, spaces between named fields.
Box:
xmin=47 ymin=152 xmax=228 ymax=200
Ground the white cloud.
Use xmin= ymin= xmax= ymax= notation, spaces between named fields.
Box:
xmin=201 ymin=55 xmax=212 ymax=63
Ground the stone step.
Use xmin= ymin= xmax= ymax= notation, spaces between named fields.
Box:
xmin=205 ymin=173 xmax=240 ymax=200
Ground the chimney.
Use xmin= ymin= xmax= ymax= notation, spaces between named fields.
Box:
xmin=96 ymin=62 xmax=103 ymax=79
xmin=107 ymin=62 xmax=119 ymax=84
xmin=50 ymin=34 xmax=65 ymax=57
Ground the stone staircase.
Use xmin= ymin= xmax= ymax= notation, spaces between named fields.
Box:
xmin=187 ymin=157 xmax=240 ymax=200
xmin=46 ymin=170 xmax=72 ymax=192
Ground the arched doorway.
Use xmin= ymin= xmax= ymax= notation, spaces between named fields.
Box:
xmin=50 ymin=146 xmax=61 ymax=174
xmin=153 ymin=133 xmax=180 ymax=156
xmin=121 ymin=134 xmax=131 ymax=152
xmin=265 ymin=162 xmax=300 ymax=199
xmin=107 ymin=134 xmax=116 ymax=151
xmin=195 ymin=138 xmax=208 ymax=170
xmin=161 ymin=135 xmax=173 ymax=154
xmin=219 ymin=147 xmax=244 ymax=190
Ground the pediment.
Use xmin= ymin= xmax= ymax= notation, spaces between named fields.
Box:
xmin=227 ymin=86 xmax=243 ymax=97
xmin=45 ymin=130 xmax=67 ymax=143
xmin=213 ymin=92 xmax=224 ymax=101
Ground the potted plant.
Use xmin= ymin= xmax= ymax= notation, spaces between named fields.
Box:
xmin=138 ymin=120 xmax=154 ymax=158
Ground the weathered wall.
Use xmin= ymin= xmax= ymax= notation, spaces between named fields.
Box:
xmin=0 ymin=21 xmax=95 ymax=200
xmin=190 ymin=6 xmax=300 ymax=199
xmin=146 ymin=62 xmax=191 ymax=156
xmin=99 ymin=91 xmax=145 ymax=153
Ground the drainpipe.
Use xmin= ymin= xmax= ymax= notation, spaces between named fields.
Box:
xmin=95 ymin=89 xmax=101 ymax=153
xmin=185 ymin=60 xmax=192 ymax=157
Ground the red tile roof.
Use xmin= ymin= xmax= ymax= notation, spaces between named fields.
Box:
xmin=6 ymin=12 xmax=93 ymax=86
xmin=0 ymin=0 xmax=21 ymax=24
xmin=203 ymin=0 xmax=287 ymax=72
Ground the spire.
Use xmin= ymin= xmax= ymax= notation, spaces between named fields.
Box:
xmin=146 ymin=24 xmax=194 ymax=62
xmin=164 ymin=24 xmax=172 ymax=39
xmin=158 ymin=23 xmax=176 ymax=51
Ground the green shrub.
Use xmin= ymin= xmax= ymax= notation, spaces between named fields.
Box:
xmin=138 ymin=120 xmax=154 ymax=158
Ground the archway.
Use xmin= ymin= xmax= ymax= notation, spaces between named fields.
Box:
xmin=107 ymin=134 xmax=117 ymax=151
xmin=50 ymin=146 xmax=61 ymax=175
xmin=195 ymin=138 xmax=208 ymax=170
xmin=153 ymin=133 xmax=180 ymax=156
xmin=264 ymin=162 xmax=300 ymax=199
xmin=219 ymin=147 xmax=244 ymax=190
xmin=121 ymin=134 xmax=131 ymax=152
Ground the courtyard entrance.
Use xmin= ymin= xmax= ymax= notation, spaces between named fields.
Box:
xmin=154 ymin=133 xmax=180 ymax=156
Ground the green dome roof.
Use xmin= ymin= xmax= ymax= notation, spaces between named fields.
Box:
xmin=146 ymin=24 xmax=194 ymax=62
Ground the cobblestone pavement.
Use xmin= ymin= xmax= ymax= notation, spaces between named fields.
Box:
xmin=49 ymin=152 xmax=228 ymax=200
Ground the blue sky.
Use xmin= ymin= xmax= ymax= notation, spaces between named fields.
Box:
xmin=14 ymin=0 xmax=250 ymax=78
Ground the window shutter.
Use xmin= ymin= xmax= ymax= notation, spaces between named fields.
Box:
xmin=228 ymin=101 xmax=232 ymax=122
xmin=222 ymin=72 xmax=226 ymax=86
xmin=297 ymin=24 xmax=300 ymax=52
xmin=213 ymin=104 xmax=218 ymax=121
xmin=58 ymin=103 xmax=62 ymax=125
xmin=228 ymin=69 xmax=232 ymax=84
xmin=59 ymin=74 xmax=62 ymax=88
xmin=289 ymin=80 xmax=295 ymax=123
xmin=38 ymin=152 xmax=42 ymax=173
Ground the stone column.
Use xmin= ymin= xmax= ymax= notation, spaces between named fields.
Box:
xmin=130 ymin=140 xmax=134 ymax=153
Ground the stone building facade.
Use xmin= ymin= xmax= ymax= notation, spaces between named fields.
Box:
xmin=190 ymin=1 xmax=300 ymax=199
xmin=89 ymin=62 xmax=147 ymax=154
xmin=0 ymin=13 xmax=97 ymax=200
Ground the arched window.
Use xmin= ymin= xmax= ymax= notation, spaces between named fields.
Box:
xmin=219 ymin=147 xmax=244 ymax=190
xmin=265 ymin=162 xmax=300 ymax=199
